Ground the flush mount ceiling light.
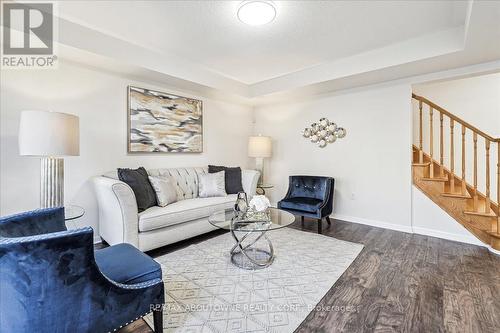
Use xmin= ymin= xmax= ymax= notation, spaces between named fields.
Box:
xmin=237 ymin=1 xmax=276 ymax=26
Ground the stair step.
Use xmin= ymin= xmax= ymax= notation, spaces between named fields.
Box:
xmin=463 ymin=209 xmax=497 ymax=218
xmin=486 ymin=231 xmax=500 ymax=239
xmin=421 ymin=176 xmax=448 ymax=182
xmin=412 ymin=162 xmax=431 ymax=167
xmin=441 ymin=192 xmax=471 ymax=199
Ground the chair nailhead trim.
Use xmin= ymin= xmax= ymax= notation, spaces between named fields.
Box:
xmin=107 ymin=310 xmax=158 ymax=333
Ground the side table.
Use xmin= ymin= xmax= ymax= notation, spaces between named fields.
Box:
xmin=256 ymin=184 xmax=273 ymax=195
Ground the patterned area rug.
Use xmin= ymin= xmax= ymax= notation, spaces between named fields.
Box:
xmin=144 ymin=227 xmax=363 ymax=333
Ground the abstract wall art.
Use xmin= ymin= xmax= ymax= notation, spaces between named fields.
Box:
xmin=127 ymin=86 xmax=203 ymax=153
xmin=302 ymin=118 xmax=346 ymax=148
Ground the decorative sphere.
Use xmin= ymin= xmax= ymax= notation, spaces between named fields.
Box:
xmin=302 ymin=128 xmax=311 ymax=138
xmin=311 ymin=135 xmax=319 ymax=143
xmin=327 ymin=134 xmax=336 ymax=143
xmin=319 ymin=118 xmax=328 ymax=127
xmin=328 ymin=123 xmax=337 ymax=132
xmin=318 ymin=140 xmax=327 ymax=148
xmin=319 ymin=129 xmax=327 ymax=138
xmin=336 ymin=127 xmax=346 ymax=138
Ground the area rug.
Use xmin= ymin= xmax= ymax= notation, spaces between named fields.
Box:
xmin=144 ymin=227 xmax=363 ymax=333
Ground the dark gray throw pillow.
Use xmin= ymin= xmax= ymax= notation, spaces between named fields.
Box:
xmin=208 ymin=165 xmax=243 ymax=194
xmin=117 ymin=167 xmax=157 ymax=212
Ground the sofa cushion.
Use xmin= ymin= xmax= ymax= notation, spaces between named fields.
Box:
xmin=199 ymin=171 xmax=227 ymax=198
xmin=95 ymin=243 xmax=161 ymax=284
xmin=278 ymin=197 xmax=323 ymax=213
xmin=148 ymin=175 xmax=178 ymax=207
xmin=117 ymin=167 xmax=157 ymax=212
xmin=147 ymin=167 xmax=207 ymax=200
xmin=208 ymin=165 xmax=244 ymax=194
xmin=139 ymin=194 xmax=237 ymax=232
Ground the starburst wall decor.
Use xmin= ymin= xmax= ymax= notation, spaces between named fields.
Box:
xmin=302 ymin=118 xmax=346 ymax=148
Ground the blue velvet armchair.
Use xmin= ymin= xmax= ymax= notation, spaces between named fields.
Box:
xmin=278 ymin=175 xmax=335 ymax=234
xmin=0 ymin=207 xmax=164 ymax=333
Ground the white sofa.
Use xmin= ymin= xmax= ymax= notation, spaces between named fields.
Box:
xmin=93 ymin=167 xmax=260 ymax=252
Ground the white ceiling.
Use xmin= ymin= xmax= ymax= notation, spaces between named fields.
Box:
xmin=58 ymin=0 xmax=468 ymax=84
xmin=35 ymin=0 xmax=500 ymax=104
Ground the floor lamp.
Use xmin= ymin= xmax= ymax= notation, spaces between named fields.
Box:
xmin=19 ymin=111 xmax=80 ymax=208
xmin=248 ymin=135 xmax=272 ymax=185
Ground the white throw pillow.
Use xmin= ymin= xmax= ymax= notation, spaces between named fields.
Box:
xmin=199 ymin=171 xmax=227 ymax=198
xmin=148 ymin=176 xmax=178 ymax=207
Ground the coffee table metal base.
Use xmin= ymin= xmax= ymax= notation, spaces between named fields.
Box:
xmin=230 ymin=229 xmax=274 ymax=270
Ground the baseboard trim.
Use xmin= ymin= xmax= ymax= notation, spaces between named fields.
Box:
xmin=412 ymin=226 xmax=484 ymax=247
xmin=331 ymin=213 xmax=488 ymax=248
xmin=331 ymin=214 xmax=413 ymax=233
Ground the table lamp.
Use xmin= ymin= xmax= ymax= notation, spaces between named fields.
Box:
xmin=19 ymin=111 xmax=80 ymax=208
xmin=248 ymin=135 xmax=272 ymax=185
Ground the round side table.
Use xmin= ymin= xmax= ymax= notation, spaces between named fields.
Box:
xmin=64 ymin=205 xmax=85 ymax=221
xmin=256 ymin=184 xmax=273 ymax=195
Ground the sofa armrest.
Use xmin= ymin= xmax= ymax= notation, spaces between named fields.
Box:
xmin=242 ymin=169 xmax=260 ymax=199
xmin=93 ymin=176 xmax=139 ymax=247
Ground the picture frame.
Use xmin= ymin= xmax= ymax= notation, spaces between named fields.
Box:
xmin=127 ymin=86 xmax=203 ymax=153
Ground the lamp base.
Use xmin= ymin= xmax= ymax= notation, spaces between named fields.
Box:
xmin=41 ymin=157 xmax=64 ymax=208
xmin=255 ymin=157 xmax=264 ymax=185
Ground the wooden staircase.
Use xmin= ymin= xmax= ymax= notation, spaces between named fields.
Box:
xmin=412 ymin=94 xmax=500 ymax=251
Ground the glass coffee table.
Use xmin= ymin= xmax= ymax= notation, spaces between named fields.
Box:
xmin=208 ymin=207 xmax=295 ymax=270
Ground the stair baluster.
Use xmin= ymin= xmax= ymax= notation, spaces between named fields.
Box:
xmin=485 ymin=140 xmax=490 ymax=214
xmin=473 ymin=132 xmax=478 ymax=211
xmin=450 ymin=119 xmax=455 ymax=193
xmin=419 ymin=100 xmax=423 ymax=164
xmin=440 ymin=113 xmax=444 ymax=177
xmin=461 ymin=125 xmax=466 ymax=195
xmin=429 ymin=107 xmax=434 ymax=178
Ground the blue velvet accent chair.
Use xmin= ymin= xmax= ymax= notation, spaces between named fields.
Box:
xmin=0 ymin=207 xmax=164 ymax=333
xmin=278 ymin=176 xmax=335 ymax=234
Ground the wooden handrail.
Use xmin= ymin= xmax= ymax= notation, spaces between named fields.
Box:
xmin=412 ymin=93 xmax=499 ymax=142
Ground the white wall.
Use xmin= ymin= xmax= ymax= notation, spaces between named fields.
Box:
xmin=412 ymin=186 xmax=483 ymax=246
xmin=414 ymin=73 xmax=500 ymax=137
xmin=253 ymin=84 xmax=414 ymax=232
xmin=0 ymin=61 xmax=253 ymax=241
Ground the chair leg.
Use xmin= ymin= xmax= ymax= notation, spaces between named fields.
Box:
xmin=326 ymin=216 xmax=332 ymax=226
xmin=153 ymin=307 xmax=163 ymax=333
xmin=301 ymin=215 xmax=304 ymax=228
xmin=317 ymin=218 xmax=322 ymax=234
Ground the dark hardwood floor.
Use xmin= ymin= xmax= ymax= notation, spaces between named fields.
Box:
xmin=115 ymin=218 xmax=500 ymax=333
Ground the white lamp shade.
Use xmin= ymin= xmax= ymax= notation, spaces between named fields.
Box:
xmin=248 ymin=135 xmax=272 ymax=158
xmin=19 ymin=111 xmax=80 ymax=156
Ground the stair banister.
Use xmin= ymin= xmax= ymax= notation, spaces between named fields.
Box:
xmin=412 ymin=93 xmax=500 ymax=249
